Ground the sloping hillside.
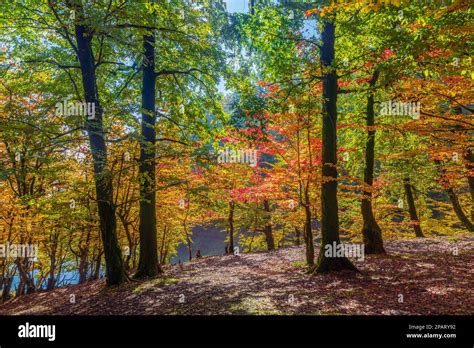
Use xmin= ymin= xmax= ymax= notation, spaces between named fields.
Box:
xmin=1 ymin=236 xmax=473 ymax=315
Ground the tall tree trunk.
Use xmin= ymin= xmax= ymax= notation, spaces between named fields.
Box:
xmin=16 ymin=279 xmax=24 ymax=297
xmin=295 ymin=227 xmax=301 ymax=246
xmin=464 ymin=148 xmax=474 ymax=223
xmin=118 ymin=216 xmax=133 ymax=271
xmin=446 ymin=187 xmax=474 ymax=231
xmin=185 ymin=226 xmax=193 ymax=262
xmin=1 ymin=277 xmax=12 ymax=302
xmin=304 ymin=205 xmax=314 ymax=266
xmin=15 ymin=259 xmax=35 ymax=294
xmin=361 ymin=69 xmax=385 ymax=254
xmin=314 ymin=17 xmax=357 ymax=273
xmin=250 ymin=0 xmax=255 ymax=15
xmin=263 ymin=200 xmax=275 ymax=251
xmin=434 ymin=160 xmax=473 ymax=231
xmin=403 ymin=178 xmax=424 ymax=237
xmin=78 ymin=250 xmax=88 ymax=284
xmin=74 ymin=14 xmax=127 ymax=285
xmin=78 ymin=228 xmax=91 ymax=283
xmin=135 ymin=34 xmax=162 ymax=278
xmin=228 ymin=201 xmax=235 ymax=253
xmin=46 ymin=234 xmax=58 ymax=291
xmin=91 ymin=251 xmax=102 ymax=281
xmin=159 ymin=226 xmax=168 ymax=264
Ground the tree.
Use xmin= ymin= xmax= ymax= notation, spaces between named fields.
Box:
xmin=69 ymin=1 xmax=128 ymax=285
xmin=135 ymin=32 xmax=161 ymax=278
xmin=313 ymin=14 xmax=357 ymax=273
xmin=360 ymin=68 xmax=385 ymax=253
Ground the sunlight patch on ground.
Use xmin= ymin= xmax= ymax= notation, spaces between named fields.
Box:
xmin=415 ymin=262 xmax=436 ymax=268
xmin=133 ymin=278 xmax=179 ymax=293
xmin=425 ymin=286 xmax=453 ymax=295
xmin=230 ymin=297 xmax=281 ymax=315
xmin=15 ymin=305 xmax=50 ymax=315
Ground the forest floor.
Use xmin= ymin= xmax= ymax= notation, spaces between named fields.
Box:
xmin=0 ymin=235 xmax=473 ymax=315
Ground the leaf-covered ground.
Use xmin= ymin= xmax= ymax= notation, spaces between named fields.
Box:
xmin=1 ymin=236 xmax=473 ymax=315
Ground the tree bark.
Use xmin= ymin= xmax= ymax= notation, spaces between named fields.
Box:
xmin=446 ymin=187 xmax=474 ymax=232
xmin=78 ymin=228 xmax=91 ymax=283
xmin=46 ymin=233 xmax=58 ymax=291
xmin=304 ymin=205 xmax=314 ymax=266
xmin=295 ymin=227 xmax=301 ymax=246
xmin=1 ymin=277 xmax=12 ymax=302
xmin=228 ymin=201 xmax=235 ymax=253
xmin=118 ymin=215 xmax=133 ymax=271
xmin=314 ymin=17 xmax=357 ymax=273
xmin=78 ymin=250 xmax=88 ymax=284
xmin=403 ymin=178 xmax=424 ymax=237
xmin=15 ymin=258 xmax=35 ymax=294
xmin=464 ymin=148 xmax=474 ymax=224
xmin=135 ymin=34 xmax=162 ymax=278
xmin=91 ymin=251 xmax=102 ymax=281
xmin=185 ymin=226 xmax=193 ymax=262
xmin=263 ymin=200 xmax=275 ymax=251
xmin=434 ymin=160 xmax=473 ymax=232
xmin=73 ymin=11 xmax=127 ymax=285
xmin=361 ymin=69 xmax=385 ymax=254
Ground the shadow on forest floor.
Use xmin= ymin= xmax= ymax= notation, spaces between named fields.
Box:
xmin=0 ymin=236 xmax=473 ymax=315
